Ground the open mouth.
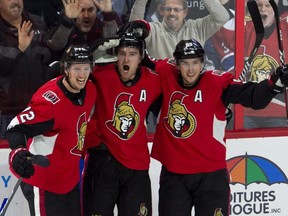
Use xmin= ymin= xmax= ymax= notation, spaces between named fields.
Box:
xmin=77 ymin=78 xmax=85 ymax=84
xmin=167 ymin=15 xmax=177 ymax=21
xmin=187 ymin=73 xmax=195 ymax=77
xmin=82 ymin=19 xmax=91 ymax=26
xmin=123 ymin=65 xmax=130 ymax=71
xmin=260 ymin=14 xmax=267 ymax=22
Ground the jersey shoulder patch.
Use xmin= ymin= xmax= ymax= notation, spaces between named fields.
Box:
xmin=42 ymin=90 xmax=60 ymax=104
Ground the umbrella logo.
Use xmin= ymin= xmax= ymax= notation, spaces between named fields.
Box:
xmin=227 ymin=153 xmax=288 ymax=189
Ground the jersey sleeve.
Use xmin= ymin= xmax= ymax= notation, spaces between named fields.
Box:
xmin=7 ymin=93 xmax=55 ymax=149
xmin=223 ymin=79 xmax=276 ymax=109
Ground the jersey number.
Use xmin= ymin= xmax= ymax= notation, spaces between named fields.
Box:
xmin=20 ymin=107 xmax=35 ymax=123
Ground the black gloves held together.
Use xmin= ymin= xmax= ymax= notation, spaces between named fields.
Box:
xmin=9 ymin=148 xmax=35 ymax=178
xmin=117 ymin=20 xmax=150 ymax=40
xmin=269 ymin=65 xmax=288 ymax=93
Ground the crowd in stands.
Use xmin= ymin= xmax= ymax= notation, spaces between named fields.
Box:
xmin=2 ymin=0 xmax=288 ymax=140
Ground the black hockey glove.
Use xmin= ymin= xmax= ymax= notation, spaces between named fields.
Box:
xmin=9 ymin=148 xmax=35 ymax=178
xmin=269 ymin=65 xmax=288 ymax=93
xmin=279 ymin=65 xmax=288 ymax=86
xmin=141 ymin=49 xmax=156 ymax=70
xmin=117 ymin=20 xmax=150 ymax=40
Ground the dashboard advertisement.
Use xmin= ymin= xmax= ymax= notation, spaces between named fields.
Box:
xmin=1 ymin=136 xmax=288 ymax=216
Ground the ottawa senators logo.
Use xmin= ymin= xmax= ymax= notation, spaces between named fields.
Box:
xmin=71 ymin=112 xmax=87 ymax=156
xmin=164 ymin=91 xmax=196 ymax=138
xmin=249 ymin=46 xmax=278 ymax=83
xmin=106 ymin=93 xmax=139 ymax=140
xmin=138 ymin=203 xmax=148 ymax=216
xmin=213 ymin=208 xmax=224 ymax=216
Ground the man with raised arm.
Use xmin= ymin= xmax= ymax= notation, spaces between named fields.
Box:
xmin=129 ymin=0 xmax=230 ymax=59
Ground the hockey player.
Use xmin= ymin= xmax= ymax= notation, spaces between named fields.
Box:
xmin=6 ymin=45 xmax=96 ymax=216
xmin=151 ymin=39 xmax=288 ymax=215
xmin=81 ymin=27 xmax=162 ymax=216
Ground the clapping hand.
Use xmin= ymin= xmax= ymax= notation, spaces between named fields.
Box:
xmin=18 ymin=21 xmax=34 ymax=52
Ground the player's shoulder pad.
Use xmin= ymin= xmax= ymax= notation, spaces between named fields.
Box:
xmin=142 ymin=65 xmax=158 ymax=76
xmin=32 ymin=78 xmax=61 ymax=105
xmin=91 ymin=63 xmax=115 ymax=78
xmin=205 ymin=69 xmax=234 ymax=82
xmin=211 ymin=69 xmax=229 ymax=76
xmin=167 ymin=58 xmax=176 ymax=66
xmin=155 ymin=58 xmax=175 ymax=70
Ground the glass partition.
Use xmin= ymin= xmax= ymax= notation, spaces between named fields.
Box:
xmin=1 ymin=0 xmax=288 ymax=143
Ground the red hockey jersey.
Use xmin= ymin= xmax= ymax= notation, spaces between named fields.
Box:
xmin=8 ymin=77 xmax=96 ymax=194
xmin=151 ymin=59 xmax=276 ymax=174
xmin=86 ymin=64 xmax=162 ymax=170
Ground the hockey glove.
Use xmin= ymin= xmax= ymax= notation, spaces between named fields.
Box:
xmin=141 ymin=49 xmax=156 ymax=70
xmin=9 ymin=148 xmax=35 ymax=178
xmin=279 ymin=65 xmax=288 ymax=86
xmin=117 ymin=20 xmax=150 ymax=40
xmin=225 ymin=107 xmax=233 ymax=124
xmin=269 ymin=65 xmax=288 ymax=93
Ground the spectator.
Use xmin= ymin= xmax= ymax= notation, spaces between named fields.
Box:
xmin=204 ymin=13 xmax=235 ymax=73
xmin=129 ymin=0 xmax=230 ymax=59
xmin=6 ymin=45 xmax=96 ymax=216
xmin=220 ymin=0 xmax=288 ymax=128
xmin=24 ymin=0 xmax=63 ymax=28
xmin=0 ymin=0 xmax=52 ymax=139
xmin=45 ymin=0 xmax=122 ymax=62
xmin=81 ymin=27 xmax=162 ymax=216
xmin=150 ymin=38 xmax=288 ymax=215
